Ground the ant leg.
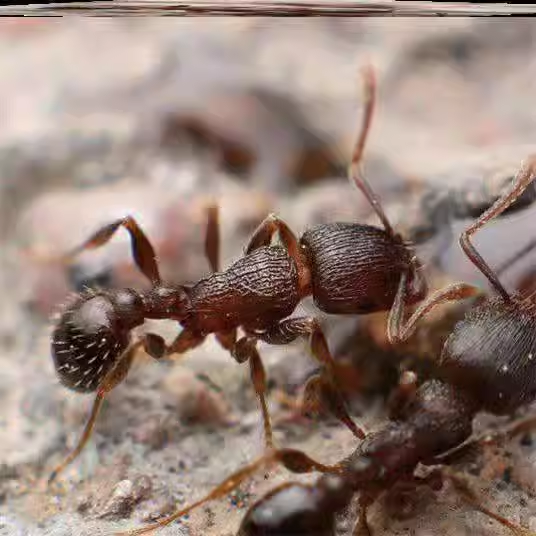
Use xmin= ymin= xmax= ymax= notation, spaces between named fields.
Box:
xmin=496 ymin=236 xmax=536 ymax=278
xmin=115 ymin=447 xmax=340 ymax=536
xmin=215 ymin=329 xmax=237 ymax=352
xmin=433 ymin=411 xmax=536 ymax=466
xmin=441 ymin=468 xmax=536 ymax=536
xmin=244 ymin=214 xmax=300 ymax=255
xmin=244 ymin=214 xmax=311 ymax=295
xmin=64 ymin=216 xmax=161 ymax=284
xmin=387 ymin=370 xmax=418 ymax=421
xmin=144 ymin=328 xmax=206 ymax=361
xmin=348 ymin=64 xmax=395 ymax=237
xmin=203 ymin=202 xmax=220 ymax=273
xmin=48 ymin=340 xmax=141 ymax=485
xmin=254 ymin=317 xmax=366 ymax=439
xmin=353 ymin=494 xmax=376 ymax=536
xmin=233 ymin=336 xmax=274 ymax=449
xmin=460 ymin=155 xmax=536 ymax=302
xmin=387 ymin=271 xmax=481 ymax=344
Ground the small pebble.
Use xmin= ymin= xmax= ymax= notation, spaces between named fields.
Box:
xmin=98 ymin=476 xmax=153 ymax=520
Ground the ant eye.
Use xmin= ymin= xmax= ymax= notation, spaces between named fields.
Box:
xmin=51 ymin=291 xmax=129 ymax=393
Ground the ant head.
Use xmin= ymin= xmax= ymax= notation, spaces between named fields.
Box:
xmin=237 ymin=482 xmax=337 ymax=536
xmin=51 ymin=288 xmax=145 ymax=393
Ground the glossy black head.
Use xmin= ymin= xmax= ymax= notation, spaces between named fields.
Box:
xmin=237 ymin=483 xmax=335 ymax=536
xmin=237 ymin=474 xmax=353 ymax=536
xmin=51 ymin=288 xmax=145 ymax=393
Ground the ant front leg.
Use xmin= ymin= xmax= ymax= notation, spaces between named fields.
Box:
xmin=63 ymin=216 xmax=161 ymax=285
xmin=460 ymin=155 xmax=536 ymax=302
xmin=255 ymin=317 xmax=366 ymax=440
xmin=48 ymin=339 xmax=142 ymax=485
xmin=387 ymin=271 xmax=481 ymax=345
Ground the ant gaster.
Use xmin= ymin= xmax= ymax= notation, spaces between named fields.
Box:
xmin=47 ymin=65 xmax=427 ymax=484
xmin=116 ymin=155 xmax=536 ymax=536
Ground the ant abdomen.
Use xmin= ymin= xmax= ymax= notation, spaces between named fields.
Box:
xmin=301 ymin=223 xmax=425 ymax=314
xmin=440 ymin=297 xmax=536 ymax=414
xmin=51 ymin=289 xmax=144 ymax=393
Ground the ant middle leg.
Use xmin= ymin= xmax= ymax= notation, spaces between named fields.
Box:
xmin=203 ymin=202 xmax=220 ymax=273
xmin=460 ymin=155 xmax=536 ymax=302
xmin=232 ymin=336 xmax=274 ymax=449
xmin=244 ymin=213 xmax=311 ymax=294
xmin=254 ymin=317 xmax=366 ymax=439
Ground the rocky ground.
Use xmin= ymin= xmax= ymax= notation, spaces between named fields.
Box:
xmin=1 ymin=16 xmax=536 ymax=536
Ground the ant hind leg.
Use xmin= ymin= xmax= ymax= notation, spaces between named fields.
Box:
xmin=114 ymin=447 xmax=339 ymax=536
xmin=254 ymin=316 xmax=366 ymax=440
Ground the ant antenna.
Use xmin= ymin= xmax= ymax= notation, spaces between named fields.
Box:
xmin=348 ymin=63 xmax=395 ymax=237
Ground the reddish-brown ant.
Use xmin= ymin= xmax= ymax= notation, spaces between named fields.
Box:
xmin=46 ymin=65 xmax=428 ymax=485
xmin=116 ymin=155 xmax=536 ymax=536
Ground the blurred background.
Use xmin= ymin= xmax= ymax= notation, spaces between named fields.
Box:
xmin=1 ymin=17 xmax=536 ymax=536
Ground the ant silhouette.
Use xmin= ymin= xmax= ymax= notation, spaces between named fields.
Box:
xmin=46 ymin=65 xmax=429 ymax=485
xmin=115 ymin=155 xmax=536 ymax=536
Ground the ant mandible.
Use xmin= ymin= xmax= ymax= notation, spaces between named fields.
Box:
xmin=116 ymin=155 xmax=536 ymax=536
xmin=47 ymin=64 xmax=427 ymax=485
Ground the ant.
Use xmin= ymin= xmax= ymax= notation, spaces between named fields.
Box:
xmin=115 ymin=155 xmax=536 ymax=536
xmin=46 ymin=64 xmax=428 ymax=485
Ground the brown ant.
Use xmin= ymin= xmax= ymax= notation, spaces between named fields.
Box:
xmin=115 ymin=155 xmax=536 ymax=536
xmin=46 ymin=65 xmax=429 ymax=485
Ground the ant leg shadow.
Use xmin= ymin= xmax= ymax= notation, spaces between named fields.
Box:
xmin=254 ymin=317 xmax=366 ymax=440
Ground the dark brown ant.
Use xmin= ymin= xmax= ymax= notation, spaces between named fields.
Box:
xmin=46 ymin=65 xmax=428 ymax=485
xmin=115 ymin=155 xmax=536 ymax=536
